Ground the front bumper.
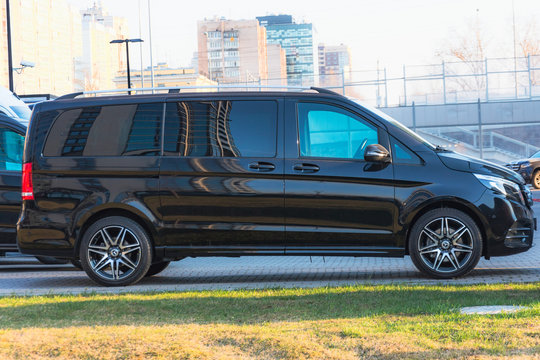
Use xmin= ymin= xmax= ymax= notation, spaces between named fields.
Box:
xmin=475 ymin=190 xmax=535 ymax=257
xmin=507 ymin=164 xmax=533 ymax=184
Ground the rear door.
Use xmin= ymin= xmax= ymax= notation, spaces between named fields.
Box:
xmin=284 ymin=99 xmax=397 ymax=255
xmin=159 ymin=97 xmax=285 ymax=254
xmin=0 ymin=124 xmax=24 ymax=250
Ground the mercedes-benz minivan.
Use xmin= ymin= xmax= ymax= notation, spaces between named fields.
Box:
xmin=17 ymin=88 xmax=535 ymax=286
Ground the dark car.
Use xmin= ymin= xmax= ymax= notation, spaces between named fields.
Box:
xmin=17 ymin=88 xmax=535 ymax=286
xmin=0 ymin=114 xmax=26 ymax=257
xmin=506 ymin=151 xmax=540 ymax=189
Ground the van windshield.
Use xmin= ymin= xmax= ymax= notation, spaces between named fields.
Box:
xmin=350 ymin=99 xmax=436 ymax=150
xmin=10 ymin=106 xmax=31 ymax=120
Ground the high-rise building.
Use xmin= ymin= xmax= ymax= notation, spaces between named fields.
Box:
xmin=318 ymin=43 xmax=352 ymax=76
xmin=0 ymin=1 xmax=128 ymax=95
xmin=197 ymin=18 xmax=268 ymax=84
xmin=266 ymin=44 xmax=287 ymax=86
xmin=257 ymin=15 xmax=315 ymax=86
xmin=0 ymin=1 xmax=8 ymax=89
xmin=79 ymin=3 xmax=129 ymax=91
xmin=0 ymin=0 xmax=82 ymax=95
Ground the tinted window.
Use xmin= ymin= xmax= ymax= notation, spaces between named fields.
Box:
xmin=43 ymin=103 xmax=162 ymax=157
xmin=164 ymin=100 xmax=277 ymax=157
xmin=391 ymin=136 xmax=422 ymax=164
xmin=0 ymin=128 xmax=24 ymax=171
xmin=298 ymin=103 xmax=378 ymax=160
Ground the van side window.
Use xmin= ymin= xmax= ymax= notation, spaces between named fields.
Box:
xmin=298 ymin=102 xmax=378 ymax=160
xmin=390 ymin=136 xmax=422 ymax=165
xmin=164 ymin=100 xmax=277 ymax=157
xmin=0 ymin=128 xmax=24 ymax=171
xmin=43 ymin=103 xmax=162 ymax=157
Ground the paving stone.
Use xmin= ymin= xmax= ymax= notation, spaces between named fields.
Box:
xmin=0 ymin=199 xmax=538 ymax=296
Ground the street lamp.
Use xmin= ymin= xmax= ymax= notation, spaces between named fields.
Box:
xmin=110 ymin=38 xmax=144 ymax=94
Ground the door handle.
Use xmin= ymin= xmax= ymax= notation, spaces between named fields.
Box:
xmin=248 ymin=161 xmax=276 ymax=172
xmin=293 ymin=163 xmax=320 ymax=173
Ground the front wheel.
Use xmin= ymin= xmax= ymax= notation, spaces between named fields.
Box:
xmin=532 ymin=170 xmax=540 ymax=189
xmin=409 ymin=208 xmax=482 ymax=279
xmin=80 ymin=216 xmax=152 ymax=287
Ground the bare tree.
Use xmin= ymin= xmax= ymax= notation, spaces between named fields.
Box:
xmin=436 ymin=16 xmax=489 ymax=94
xmin=518 ymin=19 xmax=540 ymax=86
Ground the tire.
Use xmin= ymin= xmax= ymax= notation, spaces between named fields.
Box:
xmin=79 ymin=216 xmax=152 ymax=287
xmin=532 ymin=170 xmax=540 ymax=189
xmin=409 ymin=208 xmax=482 ymax=279
xmin=35 ymin=256 xmax=69 ymax=265
xmin=145 ymin=261 xmax=171 ymax=277
xmin=70 ymin=259 xmax=83 ymax=270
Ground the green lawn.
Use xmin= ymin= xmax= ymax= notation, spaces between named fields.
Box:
xmin=0 ymin=283 xmax=539 ymax=359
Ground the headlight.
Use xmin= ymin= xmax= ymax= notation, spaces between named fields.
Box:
xmin=474 ymin=174 xmax=525 ymax=203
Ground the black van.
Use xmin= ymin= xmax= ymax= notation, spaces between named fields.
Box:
xmin=17 ymin=88 xmax=535 ymax=286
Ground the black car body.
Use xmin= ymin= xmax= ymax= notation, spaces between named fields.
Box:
xmin=507 ymin=151 xmax=540 ymax=189
xmin=17 ymin=89 xmax=536 ymax=286
xmin=0 ymin=114 xmax=25 ymax=256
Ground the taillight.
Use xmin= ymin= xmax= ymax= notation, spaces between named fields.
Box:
xmin=22 ymin=162 xmax=34 ymax=200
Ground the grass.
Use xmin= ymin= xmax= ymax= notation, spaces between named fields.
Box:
xmin=0 ymin=283 xmax=539 ymax=359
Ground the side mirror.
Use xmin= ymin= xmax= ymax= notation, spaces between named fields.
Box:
xmin=364 ymin=144 xmax=391 ymax=163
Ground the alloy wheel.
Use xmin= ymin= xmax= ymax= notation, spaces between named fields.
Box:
xmin=417 ymin=217 xmax=474 ymax=273
xmin=87 ymin=225 xmax=142 ymax=281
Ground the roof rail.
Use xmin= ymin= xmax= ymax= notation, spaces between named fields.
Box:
xmin=309 ymin=87 xmax=342 ymax=96
xmin=55 ymin=92 xmax=83 ymax=101
xmin=54 ymin=85 xmax=343 ymax=101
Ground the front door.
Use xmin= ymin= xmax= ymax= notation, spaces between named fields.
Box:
xmin=0 ymin=126 xmax=24 ymax=250
xmin=159 ymin=98 xmax=285 ymax=254
xmin=284 ymin=100 xmax=397 ymax=255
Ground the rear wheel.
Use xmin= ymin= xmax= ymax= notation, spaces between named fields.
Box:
xmin=145 ymin=261 xmax=171 ymax=277
xmin=409 ymin=208 xmax=482 ymax=279
xmin=80 ymin=216 xmax=152 ymax=287
xmin=532 ymin=170 xmax=540 ymax=189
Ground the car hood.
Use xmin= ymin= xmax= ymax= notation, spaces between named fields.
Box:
xmin=438 ymin=151 xmax=524 ymax=184
xmin=507 ymin=158 xmax=535 ymax=166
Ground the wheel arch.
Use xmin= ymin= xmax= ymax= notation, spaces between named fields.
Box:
xmin=403 ymin=198 xmax=488 ymax=256
xmin=73 ymin=205 xmax=159 ymax=259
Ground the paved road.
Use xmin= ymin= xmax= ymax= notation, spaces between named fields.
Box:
xmin=1 ymin=195 xmax=539 ymax=296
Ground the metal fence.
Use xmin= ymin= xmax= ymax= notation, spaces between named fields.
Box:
xmin=236 ymin=54 xmax=540 ymax=107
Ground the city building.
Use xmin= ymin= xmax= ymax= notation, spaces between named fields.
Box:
xmin=266 ymin=44 xmax=287 ymax=86
xmin=197 ymin=18 xmax=268 ymax=84
xmin=113 ymin=63 xmax=216 ymax=90
xmin=79 ymin=3 xmax=129 ymax=91
xmin=257 ymin=15 xmax=315 ymax=86
xmin=0 ymin=0 xmax=83 ymax=95
xmin=318 ymin=43 xmax=352 ymax=87
xmin=0 ymin=1 xmax=128 ymax=95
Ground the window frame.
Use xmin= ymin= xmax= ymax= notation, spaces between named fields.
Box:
xmin=295 ymin=101 xmax=387 ymax=162
xmin=0 ymin=125 xmax=25 ymax=173
xmin=41 ymin=102 xmax=165 ymax=158
xmin=390 ymin=135 xmax=425 ymax=166
xmin=162 ymin=99 xmax=280 ymax=159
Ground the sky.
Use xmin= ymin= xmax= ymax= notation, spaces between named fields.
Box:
xmin=66 ymin=0 xmax=540 ymax=75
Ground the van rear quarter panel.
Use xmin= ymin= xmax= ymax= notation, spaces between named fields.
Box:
xmin=17 ymin=156 xmax=161 ymax=255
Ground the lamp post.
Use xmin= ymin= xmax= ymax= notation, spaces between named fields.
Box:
xmin=110 ymin=38 xmax=143 ymax=94
xmin=6 ymin=0 xmax=14 ymax=91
